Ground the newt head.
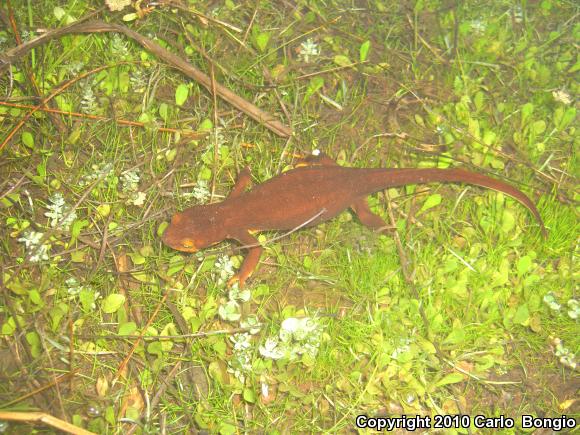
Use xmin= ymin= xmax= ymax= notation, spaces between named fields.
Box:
xmin=161 ymin=205 xmax=227 ymax=253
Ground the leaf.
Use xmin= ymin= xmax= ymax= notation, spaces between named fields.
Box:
xmin=96 ymin=203 xmax=111 ymax=218
xmin=531 ymin=120 xmax=546 ymax=135
xmin=517 ymin=255 xmax=533 ymax=277
xmin=554 ymin=106 xmax=576 ymax=131
xmin=333 ymin=55 xmax=351 ymax=67
xmin=118 ymin=321 xmax=137 ymax=336
xmin=158 ymin=103 xmax=169 ymax=121
xmin=122 ymin=12 xmax=138 ymax=22
xmin=28 ymin=289 xmax=43 ymax=305
xmin=443 ymin=328 xmax=466 ymax=345
xmin=435 ymin=372 xmax=465 ymax=387
xmin=418 ymin=194 xmax=442 ymax=214
xmin=513 ymin=304 xmax=529 ymax=326
xmin=303 ymin=76 xmax=324 ymax=103
xmin=359 ymin=40 xmax=371 ymax=62
xmin=175 ymin=84 xmax=189 ymax=106
xmin=243 ymin=388 xmax=256 ymax=403
xmin=521 ymin=102 xmax=534 ymax=127
xmin=254 ymin=32 xmax=270 ymax=53
xmin=22 ymin=131 xmax=34 ymax=149
xmin=147 ymin=341 xmax=163 ymax=357
xmin=102 ymin=293 xmax=126 ymax=314
xmin=53 ymin=6 xmax=66 ymax=20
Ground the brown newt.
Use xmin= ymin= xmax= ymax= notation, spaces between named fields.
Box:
xmin=162 ymin=154 xmax=546 ymax=287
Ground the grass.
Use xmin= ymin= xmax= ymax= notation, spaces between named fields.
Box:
xmin=0 ymin=0 xmax=578 ymax=433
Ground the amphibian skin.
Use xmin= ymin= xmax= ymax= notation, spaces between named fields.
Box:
xmin=163 ymin=154 xmax=546 ymax=287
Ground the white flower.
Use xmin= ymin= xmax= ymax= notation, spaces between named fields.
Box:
xmin=567 ymin=299 xmax=579 ymax=320
xmin=192 ymin=180 xmax=210 ymax=203
xmin=218 ymin=299 xmax=241 ymax=322
xmin=45 ymin=192 xmax=76 ymax=230
xmin=259 ymin=338 xmax=284 ymax=360
xmin=214 ymin=255 xmax=235 ymax=285
xmin=552 ymin=89 xmax=572 ymax=105
xmin=105 ymin=0 xmax=131 ymax=12
xmin=240 ymin=315 xmax=261 ymax=334
xmin=543 ymin=292 xmax=561 ymax=311
xmin=130 ymin=191 xmax=147 ymax=206
xmin=18 ymin=231 xmax=50 ymax=262
xmin=299 ymin=38 xmax=320 ymax=63
xmin=80 ymin=84 xmax=97 ymax=114
xmin=121 ymin=170 xmax=141 ymax=193
xmin=470 ymin=19 xmax=487 ymax=34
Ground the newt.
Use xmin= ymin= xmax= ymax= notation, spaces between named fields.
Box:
xmin=162 ymin=154 xmax=546 ymax=287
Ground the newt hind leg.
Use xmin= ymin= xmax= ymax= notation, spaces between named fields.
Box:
xmin=351 ymin=199 xmax=391 ymax=231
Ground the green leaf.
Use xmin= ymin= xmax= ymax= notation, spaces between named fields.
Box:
xmin=122 ymin=13 xmax=138 ymax=22
xmin=159 ymin=103 xmax=169 ymax=121
xmin=435 ymin=372 xmax=464 ymax=387
xmin=418 ymin=194 xmax=442 ymax=214
xmin=243 ymin=388 xmax=256 ymax=403
xmin=118 ymin=321 xmax=137 ymax=336
xmin=554 ymin=106 xmax=576 ymax=131
xmin=28 ymin=289 xmax=43 ymax=305
xmin=175 ymin=84 xmax=189 ymax=106
xmin=53 ymin=6 xmax=66 ymax=20
xmin=333 ymin=54 xmax=351 ymax=67
xmin=303 ymin=76 xmax=324 ymax=103
xmin=102 ymin=293 xmax=126 ymax=314
xmin=198 ymin=118 xmax=213 ymax=131
xmin=443 ymin=328 xmax=466 ymax=345
xmin=531 ymin=120 xmax=546 ymax=135
xmin=219 ymin=422 xmax=237 ymax=435
xmin=254 ymin=32 xmax=270 ymax=53
xmin=147 ymin=341 xmax=163 ymax=357
xmin=513 ymin=304 xmax=529 ymax=326
xmin=521 ymin=102 xmax=534 ymax=127
xmin=517 ymin=255 xmax=533 ymax=277
xmin=22 ymin=131 xmax=34 ymax=149
xmin=359 ymin=40 xmax=371 ymax=62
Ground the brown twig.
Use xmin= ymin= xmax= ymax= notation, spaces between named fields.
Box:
xmin=0 ymin=101 xmax=208 ymax=139
xmin=0 ymin=19 xmax=292 ymax=137
xmin=0 ymin=411 xmax=93 ymax=435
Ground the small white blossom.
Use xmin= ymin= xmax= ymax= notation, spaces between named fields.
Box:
xmin=554 ymin=340 xmax=577 ymax=370
xmin=261 ymin=316 xmax=324 ymax=362
xmin=121 ymin=170 xmax=140 ymax=193
xmin=105 ymin=0 xmax=131 ymax=12
xmin=567 ymin=299 xmax=579 ymax=320
xmin=391 ymin=338 xmax=412 ymax=360
xmin=80 ymin=84 xmax=97 ymax=114
xmin=299 ymin=38 xmax=320 ymax=63
xmin=79 ymin=163 xmax=113 ymax=187
xmin=45 ymin=192 xmax=77 ymax=230
xmin=192 ymin=180 xmax=210 ymax=203
xmin=543 ymin=292 xmax=561 ymax=311
xmin=214 ymin=255 xmax=235 ymax=285
xmin=552 ymin=89 xmax=572 ymax=105
xmin=259 ymin=338 xmax=284 ymax=360
xmin=110 ymin=34 xmax=128 ymax=57
xmin=18 ymin=231 xmax=50 ymax=262
xmin=130 ymin=69 xmax=147 ymax=93
xmin=470 ymin=19 xmax=487 ymax=34
xmin=130 ymin=191 xmax=147 ymax=206
xmin=218 ymin=299 xmax=241 ymax=322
